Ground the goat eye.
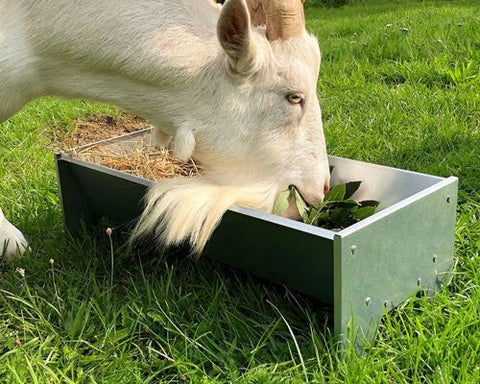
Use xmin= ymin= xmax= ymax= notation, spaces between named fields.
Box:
xmin=286 ymin=93 xmax=305 ymax=106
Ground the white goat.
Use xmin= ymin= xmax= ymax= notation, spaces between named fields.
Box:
xmin=0 ymin=0 xmax=330 ymax=258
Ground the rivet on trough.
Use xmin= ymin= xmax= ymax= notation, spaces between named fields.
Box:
xmin=365 ymin=297 xmax=372 ymax=307
xmin=416 ymin=278 xmax=422 ymax=287
xmin=446 ymin=196 xmax=451 ymax=203
xmin=350 ymin=245 xmax=357 ymax=256
xmin=383 ymin=300 xmax=393 ymax=310
xmin=433 ymin=255 xmax=438 ymax=263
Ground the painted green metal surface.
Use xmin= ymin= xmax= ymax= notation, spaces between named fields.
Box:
xmin=57 ymin=154 xmax=336 ymax=303
xmin=206 ymin=210 xmax=335 ymax=303
xmin=56 ymin=155 xmax=150 ymax=234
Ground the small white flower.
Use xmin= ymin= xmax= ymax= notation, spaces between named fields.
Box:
xmin=15 ymin=267 xmax=25 ymax=277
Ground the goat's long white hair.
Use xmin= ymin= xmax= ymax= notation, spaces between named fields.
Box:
xmin=131 ymin=177 xmax=278 ymax=254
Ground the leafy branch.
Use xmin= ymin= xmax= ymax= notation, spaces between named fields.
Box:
xmin=273 ymin=181 xmax=379 ymax=231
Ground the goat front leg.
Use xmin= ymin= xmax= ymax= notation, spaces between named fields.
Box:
xmin=171 ymin=121 xmax=198 ymax=161
xmin=152 ymin=128 xmax=172 ymax=149
xmin=0 ymin=94 xmax=32 ymax=261
xmin=152 ymin=122 xmax=196 ymax=161
xmin=0 ymin=208 xmax=29 ymax=261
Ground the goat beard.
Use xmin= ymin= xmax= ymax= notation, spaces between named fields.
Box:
xmin=131 ymin=177 xmax=278 ymax=255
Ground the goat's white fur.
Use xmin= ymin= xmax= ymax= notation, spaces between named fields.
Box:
xmin=0 ymin=208 xmax=29 ymax=261
xmin=133 ymin=178 xmax=278 ymax=253
xmin=0 ymin=0 xmax=330 ymax=256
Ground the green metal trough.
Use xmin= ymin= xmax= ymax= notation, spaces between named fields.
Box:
xmin=56 ymin=129 xmax=458 ymax=346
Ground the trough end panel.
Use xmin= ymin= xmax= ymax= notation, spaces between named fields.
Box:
xmin=335 ymin=178 xmax=458 ymax=346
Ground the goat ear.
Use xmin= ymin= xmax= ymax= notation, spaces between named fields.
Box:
xmin=217 ymin=0 xmax=258 ymax=76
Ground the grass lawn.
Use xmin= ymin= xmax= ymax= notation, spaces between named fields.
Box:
xmin=1 ymin=0 xmax=479 ymax=382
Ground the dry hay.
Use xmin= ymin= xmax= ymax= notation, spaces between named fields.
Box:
xmin=75 ymin=142 xmax=201 ymax=180
xmin=64 ymin=114 xmax=149 ymax=147
xmin=66 ymin=114 xmax=201 ymax=181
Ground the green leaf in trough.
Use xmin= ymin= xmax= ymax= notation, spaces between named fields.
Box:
xmin=353 ymin=205 xmax=377 ymax=220
xmin=290 ymin=185 xmax=309 ymax=220
xmin=304 ymin=208 xmax=319 ymax=226
xmin=273 ymin=180 xmax=379 ymax=230
xmin=324 ymin=183 xmax=346 ymax=202
xmin=323 ymin=199 xmax=359 ymax=209
xmin=359 ymin=200 xmax=380 ymax=208
xmin=272 ymin=189 xmax=290 ymax=215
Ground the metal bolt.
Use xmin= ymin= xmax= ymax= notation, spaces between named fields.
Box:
xmin=350 ymin=245 xmax=357 ymax=256
xmin=433 ymin=255 xmax=438 ymax=263
xmin=365 ymin=297 xmax=372 ymax=306
xmin=416 ymin=278 xmax=422 ymax=287
xmin=383 ymin=300 xmax=392 ymax=309
xmin=446 ymin=196 xmax=451 ymax=203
